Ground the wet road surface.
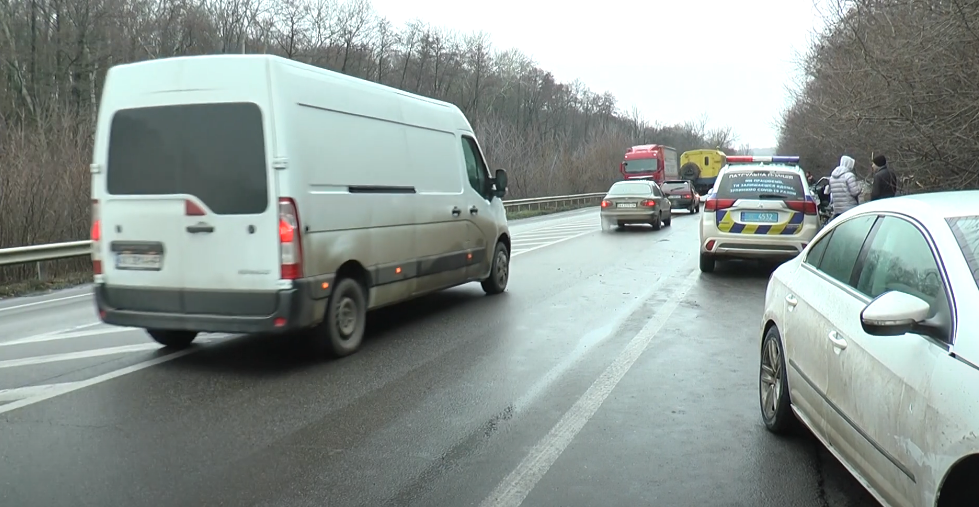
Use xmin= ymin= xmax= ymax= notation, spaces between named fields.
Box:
xmin=0 ymin=208 xmax=880 ymax=507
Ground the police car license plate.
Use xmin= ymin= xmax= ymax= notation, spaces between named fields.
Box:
xmin=741 ymin=212 xmax=779 ymax=223
xmin=617 ymin=203 xmax=637 ymax=208
xmin=116 ymin=253 xmax=162 ymax=271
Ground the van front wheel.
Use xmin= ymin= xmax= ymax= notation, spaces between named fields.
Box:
xmin=316 ymin=277 xmax=367 ymax=357
xmin=147 ymin=329 xmax=198 ymax=348
xmin=481 ymin=242 xmax=510 ymax=295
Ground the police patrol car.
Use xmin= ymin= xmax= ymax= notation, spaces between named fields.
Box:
xmin=699 ymin=156 xmax=820 ymax=273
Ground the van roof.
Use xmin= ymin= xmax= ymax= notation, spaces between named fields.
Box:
xmin=111 ymin=54 xmax=457 ymax=106
xmin=103 ymin=54 xmax=470 ymax=132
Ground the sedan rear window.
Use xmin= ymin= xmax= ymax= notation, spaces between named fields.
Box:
xmin=106 ymin=102 xmax=269 ymax=215
xmin=715 ymin=169 xmax=805 ymax=200
xmin=661 ymin=182 xmax=690 ymax=193
xmin=608 ymin=182 xmax=651 ymax=195
xmin=947 ymin=216 xmax=979 ymax=287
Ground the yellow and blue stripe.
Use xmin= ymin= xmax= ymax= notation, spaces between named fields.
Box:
xmin=716 ymin=210 xmax=804 ymax=235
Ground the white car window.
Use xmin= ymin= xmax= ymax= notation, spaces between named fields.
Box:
xmin=809 ymin=215 xmax=878 ymax=286
xmin=948 ymin=215 xmax=979 ymax=289
xmin=855 ymin=217 xmax=952 ymax=338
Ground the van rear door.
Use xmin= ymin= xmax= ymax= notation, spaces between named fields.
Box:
xmin=103 ymin=102 xmax=281 ymax=314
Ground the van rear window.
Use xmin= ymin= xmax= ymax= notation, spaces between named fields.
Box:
xmin=106 ymin=102 xmax=269 ymax=215
xmin=715 ymin=169 xmax=805 ymax=200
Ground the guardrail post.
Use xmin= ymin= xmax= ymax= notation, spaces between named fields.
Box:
xmin=36 ymin=261 xmax=43 ymax=281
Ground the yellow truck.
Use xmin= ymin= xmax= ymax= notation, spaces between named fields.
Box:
xmin=679 ymin=149 xmax=727 ymax=195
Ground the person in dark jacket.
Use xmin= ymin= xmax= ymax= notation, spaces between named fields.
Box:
xmin=870 ymin=154 xmax=898 ymax=200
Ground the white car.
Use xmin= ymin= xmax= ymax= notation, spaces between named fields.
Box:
xmin=699 ymin=156 xmax=820 ymax=272
xmin=759 ymin=190 xmax=979 ymax=507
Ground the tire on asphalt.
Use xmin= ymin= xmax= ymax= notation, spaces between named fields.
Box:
xmin=313 ymin=277 xmax=367 ymax=357
xmin=146 ymin=329 xmax=198 ymax=348
xmin=481 ymin=241 xmax=510 ymax=295
xmin=760 ymin=325 xmax=796 ymax=434
xmin=699 ymin=252 xmax=715 ymax=273
xmin=650 ymin=215 xmax=662 ymax=231
xmin=663 ymin=212 xmax=672 ymax=227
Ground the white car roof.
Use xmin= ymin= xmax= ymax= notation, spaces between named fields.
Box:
xmin=852 ymin=190 xmax=979 ymax=220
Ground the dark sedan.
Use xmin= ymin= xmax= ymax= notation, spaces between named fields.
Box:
xmin=662 ymin=180 xmax=700 ymax=213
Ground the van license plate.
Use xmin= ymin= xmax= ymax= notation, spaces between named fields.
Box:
xmin=116 ymin=253 xmax=162 ymax=271
xmin=617 ymin=203 xmax=637 ymax=208
xmin=741 ymin=212 xmax=779 ymax=223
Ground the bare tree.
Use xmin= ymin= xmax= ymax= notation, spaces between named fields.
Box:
xmin=779 ymin=0 xmax=979 ymax=189
xmin=0 ymin=0 xmax=745 ymax=285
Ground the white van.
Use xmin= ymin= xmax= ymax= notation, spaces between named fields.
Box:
xmin=90 ymin=54 xmax=512 ymax=356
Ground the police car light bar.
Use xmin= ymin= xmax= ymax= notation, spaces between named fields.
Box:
xmin=726 ymin=156 xmax=801 ymax=165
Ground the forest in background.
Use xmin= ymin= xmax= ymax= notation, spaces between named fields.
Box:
xmin=0 ymin=0 xmax=744 ymax=285
xmin=778 ymin=0 xmax=979 ymax=192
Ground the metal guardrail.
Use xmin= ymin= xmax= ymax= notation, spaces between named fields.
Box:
xmin=0 ymin=193 xmax=607 ymax=268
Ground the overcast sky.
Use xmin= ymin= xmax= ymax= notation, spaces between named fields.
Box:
xmin=368 ymin=0 xmax=828 ymax=149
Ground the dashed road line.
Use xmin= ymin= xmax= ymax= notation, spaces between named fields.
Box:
xmin=478 ymin=269 xmax=700 ymax=507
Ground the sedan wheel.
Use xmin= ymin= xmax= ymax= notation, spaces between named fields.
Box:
xmin=760 ymin=325 xmax=795 ymax=434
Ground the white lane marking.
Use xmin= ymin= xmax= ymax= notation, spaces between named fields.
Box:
xmin=0 ymin=292 xmax=92 ymax=313
xmin=0 ymin=382 xmax=84 ymax=402
xmin=511 ymin=230 xmax=595 ymax=257
xmin=478 ymin=269 xmax=699 ymax=507
xmin=0 ymin=344 xmax=162 ymax=369
xmin=0 ymin=326 xmax=135 ymax=347
xmin=512 ymin=231 xmax=592 ymax=242
xmin=0 ymin=348 xmax=199 ymax=415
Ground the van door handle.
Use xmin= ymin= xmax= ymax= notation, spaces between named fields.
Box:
xmin=451 ymin=207 xmax=461 ymax=217
xmin=785 ymin=294 xmax=798 ymax=306
xmin=186 ymin=224 xmax=214 ymax=234
xmin=470 ymin=206 xmax=479 ymax=215
xmin=828 ymin=330 xmax=848 ymax=350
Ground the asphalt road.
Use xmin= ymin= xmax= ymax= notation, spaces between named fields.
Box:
xmin=0 ymin=207 xmax=881 ymax=507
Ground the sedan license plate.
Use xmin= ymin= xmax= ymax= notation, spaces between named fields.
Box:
xmin=616 ymin=203 xmax=637 ymax=208
xmin=116 ymin=253 xmax=162 ymax=271
xmin=741 ymin=212 xmax=779 ymax=223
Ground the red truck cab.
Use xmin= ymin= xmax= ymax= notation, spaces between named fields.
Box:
xmin=620 ymin=144 xmax=679 ymax=185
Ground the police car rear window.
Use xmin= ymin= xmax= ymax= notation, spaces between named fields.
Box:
xmin=715 ymin=170 xmax=805 ymax=200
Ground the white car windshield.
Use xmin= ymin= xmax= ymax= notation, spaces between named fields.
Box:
xmin=947 ymin=215 xmax=979 ymax=286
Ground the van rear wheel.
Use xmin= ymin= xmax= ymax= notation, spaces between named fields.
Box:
xmin=315 ymin=277 xmax=367 ymax=357
xmin=481 ymin=241 xmax=509 ymax=295
xmin=146 ymin=329 xmax=198 ymax=348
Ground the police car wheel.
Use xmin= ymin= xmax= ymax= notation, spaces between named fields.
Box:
xmin=699 ymin=253 xmax=715 ymax=273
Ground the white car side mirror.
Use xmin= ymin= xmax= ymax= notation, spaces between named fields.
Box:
xmin=860 ymin=290 xmax=930 ymax=336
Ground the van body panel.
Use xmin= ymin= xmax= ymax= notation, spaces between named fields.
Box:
xmin=93 ymin=54 xmax=509 ymax=335
xmin=93 ymin=58 xmax=282 ymax=306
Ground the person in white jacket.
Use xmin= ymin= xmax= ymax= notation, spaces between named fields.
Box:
xmin=828 ymin=155 xmax=861 ymax=218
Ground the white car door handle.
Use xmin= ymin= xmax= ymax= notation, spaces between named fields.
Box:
xmin=785 ymin=294 xmax=798 ymax=306
xmin=828 ymin=331 xmax=848 ymax=349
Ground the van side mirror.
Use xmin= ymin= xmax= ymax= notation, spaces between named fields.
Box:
xmin=860 ymin=291 xmax=930 ymax=336
xmin=493 ymin=169 xmax=508 ymax=198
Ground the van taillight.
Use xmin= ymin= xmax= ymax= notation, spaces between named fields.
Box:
xmin=91 ymin=200 xmax=102 ymax=275
xmin=278 ymin=197 xmax=303 ymax=280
